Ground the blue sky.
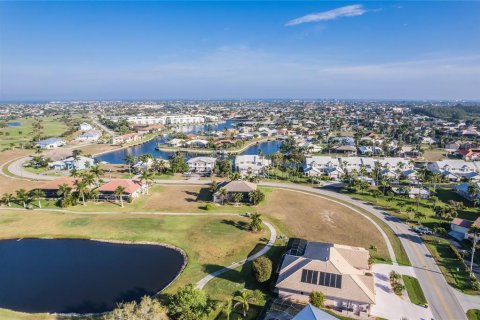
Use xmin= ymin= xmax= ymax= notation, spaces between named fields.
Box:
xmin=1 ymin=1 xmax=479 ymax=100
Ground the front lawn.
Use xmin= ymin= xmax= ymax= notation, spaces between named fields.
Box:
xmin=467 ymin=309 xmax=480 ymax=320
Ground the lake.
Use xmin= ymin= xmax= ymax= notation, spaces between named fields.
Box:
xmin=95 ymin=119 xmax=281 ymax=164
xmin=0 ymin=238 xmax=185 ymax=314
xmin=7 ymin=122 xmax=21 ymax=127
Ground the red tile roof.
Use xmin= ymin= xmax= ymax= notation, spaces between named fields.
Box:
xmin=40 ymin=177 xmax=78 ymax=190
xmin=98 ymin=179 xmax=144 ymax=194
xmin=451 ymin=218 xmax=473 ymax=229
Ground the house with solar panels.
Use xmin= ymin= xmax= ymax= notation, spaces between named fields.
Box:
xmin=275 ymin=239 xmax=375 ymax=317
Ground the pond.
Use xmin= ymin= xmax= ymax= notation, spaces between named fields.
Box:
xmin=7 ymin=122 xmax=21 ymax=127
xmin=0 ymin=238 xmax=185 ymax=314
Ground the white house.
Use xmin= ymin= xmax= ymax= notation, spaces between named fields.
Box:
xmin=49 ymin=156 xmax=95 ymax=171
xmin=235 ymin=155 xmax=271 ymax=177
xmin=184 ymin=139 xmax=209 ymax=148
xmin=187 ymin=157 xmax=216 ymax=173
xmin=428 ymin=160 xmax=479 ymax=181
xmin=303 ymin=156 xmax=343 ymax=179
xmin=35 ymin=138 xmax=66 ymax=149
xmin=450 ymin=218 xmax=473 ymax=241
xmin=79 ymin=122 xmax=93 ymax=131
xmin=76 ymin=131 xmax=101 ymax=142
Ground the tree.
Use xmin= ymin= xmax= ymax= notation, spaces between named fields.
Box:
xmin=249 ymin=213 xmax=263 ymax=232
xmin=70 ymin=168 xmax=80 ymax=178
xmin=140 ymin=170 xmax=154 ymax=195
xmin=248 ymin=189 xmax=265 ymax=205
xmin=1 ymin=193 xmax=14 ymax=207
xmin=75 ymin=180 xmax=88 ymax=206
xmin=16 ymin=189 xmax=30 ymax=208
xmin=218 ymin=187 xmax=228 ymax=205
xmin=30 ymin=189 xmax=45 ymax=208
xmin=209 ymin=181 xmax=219 ymax=194
xmin=168 ymin=284 xmax=215 ymax=320
xmin=124 ymin=154 xmax=136 ymax=175
xmin=103 ymin=295 xmax=168 ymax=320
xmin=57 ymin=183 xmax=74 ymax=208
xmin=221 ymin=299 xmax=232 ymax=320
xmin=114 ymin=186 xmax=126 ymax=207
xmin=89 ymin=165 xmax=104 ymax=186
xmin=309 ymin=291 xmax=325 ymax=308
xmin=252 ymin=256 xmax=272 ymax=283
xmin=169 ymin=152 xmax=189 ymax=173
xmin=231 ymin=193 xmax=243 ymax=206
xmin=234 ymin=291 xmax=257 ymax=318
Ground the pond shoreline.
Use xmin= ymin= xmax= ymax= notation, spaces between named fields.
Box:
xmin=0 ymin=237 xmax=188 ymax=317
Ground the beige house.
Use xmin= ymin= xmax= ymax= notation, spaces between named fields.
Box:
xmin=213 ymin=180 xmax=257 ymax=204
xmin=275 ymin=240 xmax=374 ymax=317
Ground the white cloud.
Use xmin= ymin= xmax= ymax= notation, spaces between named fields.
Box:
xmin=286 ymin=4 xmax=367 ymax=26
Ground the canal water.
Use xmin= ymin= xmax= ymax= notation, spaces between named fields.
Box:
xmin=0 ymin=238 xmax=185 ymax=314
xmin=95 ymin=120 xmax=281 ymax=164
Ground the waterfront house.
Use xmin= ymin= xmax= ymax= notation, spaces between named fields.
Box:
xmin=187 ymin=157 xmax=216 ymax=174
xmin=234 ymin=155 xmax=271 ymax=177
xmin=76 ymin=131 xmax=101 ymax=142
xmin=79 ymin=122 xmax=92 ymax=131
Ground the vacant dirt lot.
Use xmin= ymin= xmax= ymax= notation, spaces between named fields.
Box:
xmin=258 ymin=189 xmax=389 ymax=259
xmin=142 ymin=185 xmax=213 ymax=211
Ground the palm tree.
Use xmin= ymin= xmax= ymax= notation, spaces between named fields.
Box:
xmin=222 ymin=299 xmax=232 ymax=320
xmin=81 ymin=172 xmax=96 ymax=187
xmin=1 ymin=193 xmax=14 ymax=207
xmin=16 ymin=189 xmax=30 ymax=208
xmin=89 ymin=165 xmax=104 ymax=186
xmin=140 ymin=170 xmax=154 ymax=195
xmin=75 ymin=180 xmax=88 ymax=206
xmin=70 ymin=168 xmax=80 ymax=178
xmin=124 ymin=154 xmax=136 ymax=175
xmin=114 ymin=186 xmax=126 ymax=207
xmin=89 ymin=188 xmax=100 ymax=202
xmin=249 ymin=213 xmax=263 ymax=232
xmin=468 ymin=182 xmax=480 ymax=205
xmin=234 ymin=291 xmax=256 ymax=318
xmin=57 ymin=184 xmax=72 ymax=199
xmin=232 ymin=193 xmax=243 ymax=206
xmin=30 ymin=189 xmax=45 ymax=208
xmin=218 ymin=187 xmax=228 ymax=205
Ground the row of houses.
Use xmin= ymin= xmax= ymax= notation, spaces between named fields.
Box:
xmin=126 ymin=115 xmax=211 ymax=126
xmin=185 ymin=155 xmax=271 ymax=177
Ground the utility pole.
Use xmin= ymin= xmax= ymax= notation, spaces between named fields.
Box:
xmin=471 ymin=231 xmax=479 ymax=278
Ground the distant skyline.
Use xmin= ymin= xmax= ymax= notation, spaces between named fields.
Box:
xmin=1 ymin=1 xmax=479 ymax=101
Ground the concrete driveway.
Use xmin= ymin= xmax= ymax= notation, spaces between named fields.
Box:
xmin=371 ymin=264 xmax=434 ymax=320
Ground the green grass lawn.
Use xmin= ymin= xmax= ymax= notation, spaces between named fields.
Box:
xmin=423 ymin=236 xmax=480 ymax=295
xmin=402 ymin=275 xmax=428 ymax=305
xmin=467 ymin=309 xmax=480 ymax=320
xmin=0 ymin=115 xmax=82 ymax=149
xmin=0 ymin=210 xmax=269 ymax=319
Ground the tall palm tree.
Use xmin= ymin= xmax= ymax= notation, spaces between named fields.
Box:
xmin=57 ymin=183 xmax=72 ymax=201
xmin=114 ymin=186 xmax=126 ymax=207
xmin=75 ymin=180 xmax=88 ymax=206
xmin=140 ymin=170 xmax=154 ymax=195
xmin=222 ymin=299 xmax=232 ymax=320
xmin=124 ymin=154 xmax=136 ymax=174
xmin=30 ymin=189 xmax=45 ymax=208
xmin=1 ymin=193 xmax=14 ymax=207
xmin=218 ymin=187 xmax=228 ymax=205
xmin=15 ymin=189 xmax=30 ymax=208
xmin=234 ymin=291 xmax=256 ymax=318
xmin=89 ymin=165 xmax=104 ymax=186
xmin=70 ymin=168 xmax=80 ymax=178
xmin=231 ymin=193 xmax=243 ymax=206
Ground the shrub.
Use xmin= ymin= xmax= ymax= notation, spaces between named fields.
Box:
xmin=204 ymin=203 xmax=215 ymax=211
xmin=252 ymin=256 xmax=272 ymax=283
xmin=309 ymin=291 xmax=325 ymax=308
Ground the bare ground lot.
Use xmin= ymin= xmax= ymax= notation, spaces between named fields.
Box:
xmin=0 ymin=150 xmax=42 ymax=194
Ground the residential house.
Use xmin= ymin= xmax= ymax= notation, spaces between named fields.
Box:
xmin=39 ymin=177 xmax=79 ymax=198
xmin=213 ymin=180 xmax=257 ymax=204
xmin=275 ymin=240 xmax=374 ymax=317
xmin=450 ymin=218 xmax=473 ymax=241
xmin=304 ymin=157 xmax=343 ymax=180
xmin=185 ymin=139 xmax=209 ymax=148
xmin=235 ymin=155 xmax=271 ymax=177
xmin=428 ymin=160 xmax=479 ymax=181
xmin=456 ymin=148 xmax=480 ymax=161
xmin=35 ymin=138 xmax=66 ymax=149
xmin=49 ymin=156 xmax=95 ymax=171
xmin=454 ymin=182 xmax=480 ymax=201
xmin=98 ymin=179 xmax=147 ymax=200
xmin=76 ymin=131 xmax=101 ymax=142
xmin=392 ymin=187 xmax=430 ymax=199
xmin=79 ymin=122 xmax=93 ymax=131
xmin=111 ymin=133 xmax=142 ymax=145
xmin=167 ymin=138 xmax=185 ymax=147
xmin=332 ymin=145 xmax=357 ymax=156
xmin=187 ymin=157 xmax=216 ymax=174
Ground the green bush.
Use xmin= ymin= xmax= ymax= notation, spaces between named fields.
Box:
xmin=252 ymin=256 xmax=272 ymax=283
xmin=204 ymin=203 xmax=215 ymax=211
xmin=309 ymin=291 xmax=325 ymax=308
